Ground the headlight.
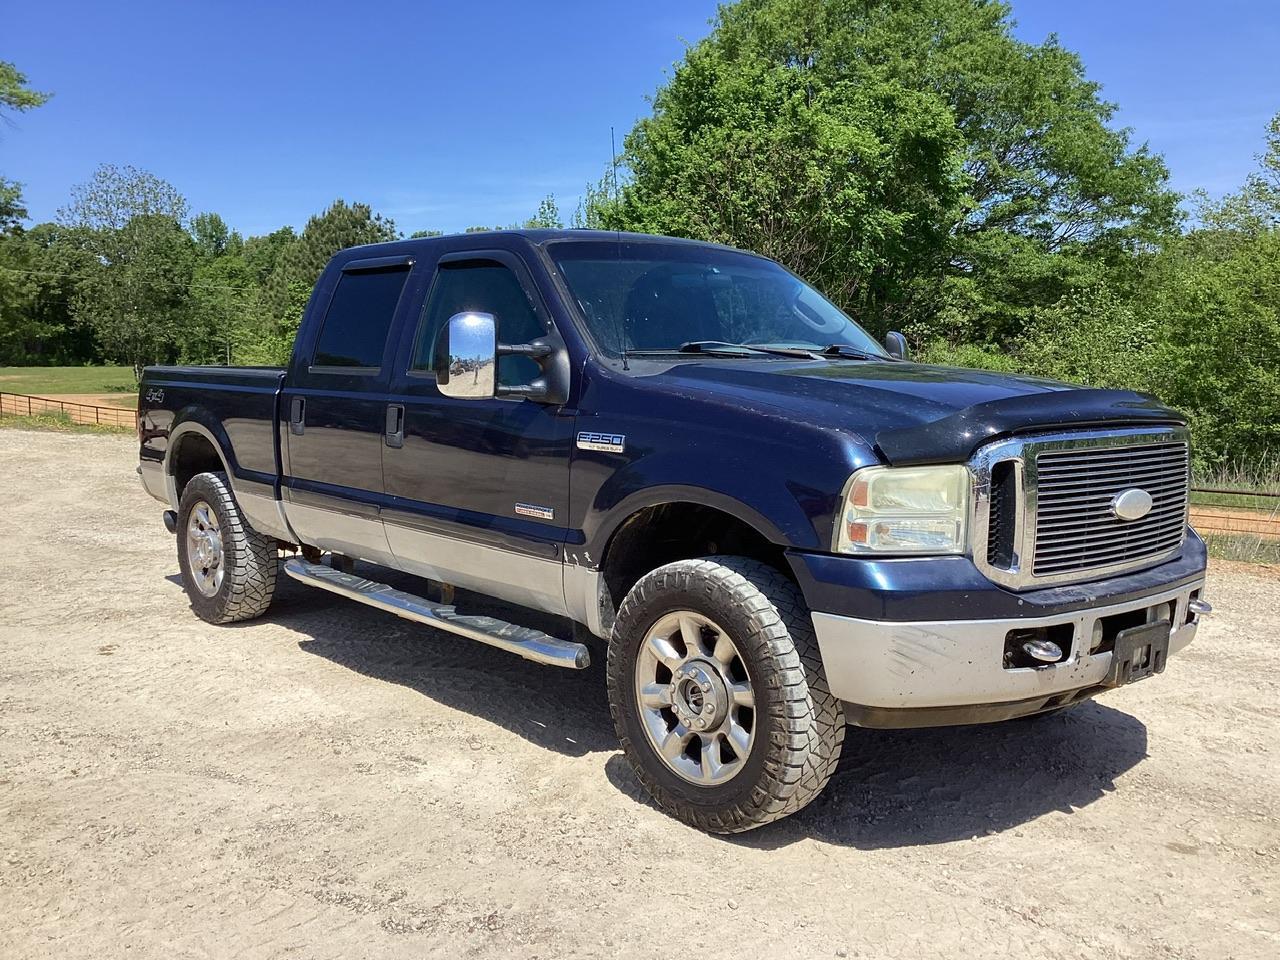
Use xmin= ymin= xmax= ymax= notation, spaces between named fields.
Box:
xmin=835 ymin=464 xmax=970 ymax=555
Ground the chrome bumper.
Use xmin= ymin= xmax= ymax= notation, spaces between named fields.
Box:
xmin=811 ymin=579 xmax=1204 ymax=715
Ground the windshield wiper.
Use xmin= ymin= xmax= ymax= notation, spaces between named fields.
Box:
xmin=627 ymin=340 xmax=802 ymax=358
xmin=626 ymin=340 xmax=887 ymax=361
xmin=739 ymin=340 xmax=891 ymax=361
xmin=819 ymin=343 xmax=888 ymax=361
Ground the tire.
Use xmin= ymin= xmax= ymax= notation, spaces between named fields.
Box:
xmin=606 ymin=557 xmax=845 ymax=833
xmin=176 ymin=471 xmax=278 ymax=624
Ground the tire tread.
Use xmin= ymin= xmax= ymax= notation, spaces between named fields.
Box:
xmin=178 ymin=471 xmax=277 ymax=624
xmin=606 ymin=556 xmax=844 ymax=833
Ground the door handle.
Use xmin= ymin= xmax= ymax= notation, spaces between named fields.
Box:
xmin=385 ymin=403 xmax=404 ymax=448
xmin=289 ymin=396 xmax=305 ymax=436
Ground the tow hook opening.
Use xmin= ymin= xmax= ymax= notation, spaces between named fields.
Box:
xmin=1003 ymin=624 xmax=1073 ymax=669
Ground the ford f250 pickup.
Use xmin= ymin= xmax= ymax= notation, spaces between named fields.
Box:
xmin=138 ymin=229 xmax=1210 ymax=833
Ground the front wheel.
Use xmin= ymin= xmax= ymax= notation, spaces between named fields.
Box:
xmin=606 ymin=557 xmax=845 ymax=833
xmin=177 ymin=471 xmax=278 ymax=624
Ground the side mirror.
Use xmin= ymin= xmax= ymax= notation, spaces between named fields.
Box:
xmin=883 ymin=330 xmax=909 ymax=361
xmin=435 ymin=312 xmax=497 ymax=399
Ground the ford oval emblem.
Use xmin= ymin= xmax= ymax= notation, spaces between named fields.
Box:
xmin=1111 ymin=488 xmax=1153 ymax=521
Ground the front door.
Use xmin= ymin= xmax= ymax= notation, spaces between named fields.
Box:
xmin=281 ymin=255 xmax=415 ymax=566
xmin=381 ymin=250 xmax=574 ymax=615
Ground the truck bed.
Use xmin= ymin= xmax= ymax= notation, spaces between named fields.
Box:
xmin=138 ymin=365 xmax=287 ymax=503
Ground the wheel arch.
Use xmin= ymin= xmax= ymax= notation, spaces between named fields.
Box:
xmin=165 ymin=418 xmax=234 ymax=508
xmin=573 ymin=490 xmax=797 ymax=639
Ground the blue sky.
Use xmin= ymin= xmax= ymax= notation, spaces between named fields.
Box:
xmin=5 ymin=1 xmax=1278 ymax=237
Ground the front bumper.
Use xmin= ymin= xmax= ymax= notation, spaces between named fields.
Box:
xmin=812 ymin=578 xmax=1204 ymax=727
xmin=796 ymin=535 xmax=1208 ymax=728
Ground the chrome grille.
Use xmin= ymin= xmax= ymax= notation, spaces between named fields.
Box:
xmin=1032 ymin=441 xmax=1189 ymax=576
xmin=971 ymin=427 xmax=1190 ymax=590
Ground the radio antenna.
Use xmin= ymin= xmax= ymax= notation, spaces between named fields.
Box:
xmin=611 ymin=125 xmax=629 ymax=369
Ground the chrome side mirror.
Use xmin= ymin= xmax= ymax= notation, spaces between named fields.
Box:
xmin=435 ymin=312 xmax=497 ymax=399
xmin=883 ymin=330 xmax=909 ymax=361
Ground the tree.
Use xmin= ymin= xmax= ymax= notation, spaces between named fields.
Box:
xmin=410 ymin=228 xmax=443 ymax=239
xmin=1144 ymin=111 xmax=1280 ymax=463
xmin=0 ymin=223 xmax=98 ymax=364
xmin=58 ymin=163 xmax=188 ymax=232
xmin=0 ymin=60 xmax=51 ymax=121
xmin=0 ymin=60 xmax=52 ymax=233
xmin=1196 ymin=113 xmax=1280 ymax=236
xmin=58 ymin=166 xmax=196 ymax=377
xmin=192 ymin=211 xmax=241 ymax=259
xmin=601 ymin=0 xmax=1177 ymax=344
xmin=72 ymin=213 xmax=197 ymax=378
xmin=524 ymin=194 xmax=563 ymax=229
xmin=256 ymin=200 xmax=398 ymax=361
xmin=0 ymin=179 xmax=29 ymax=233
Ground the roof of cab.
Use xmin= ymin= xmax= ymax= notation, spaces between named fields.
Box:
xmin=336 ymin=229 xmax=753 ymax=260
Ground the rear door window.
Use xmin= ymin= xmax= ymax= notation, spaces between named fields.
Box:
xmin=312 ymin=265 xmax=410 ymax=371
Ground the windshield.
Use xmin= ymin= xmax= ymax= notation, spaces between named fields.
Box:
xmin=548 ymin=240 xmax=886 ymax=358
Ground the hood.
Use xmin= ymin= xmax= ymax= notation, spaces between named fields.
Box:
xmin=642 ymin=358 xmax=1184 ymax=464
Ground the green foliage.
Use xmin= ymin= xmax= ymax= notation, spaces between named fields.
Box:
xmin=0 ymin=178 xmax=29 ymax=233
xmin=1015 ymin=283 xmax=1161 ymax=394
xmin=73 ymin=212 xmax=198 ymax=378
xmin=524 ymin=194 xmax=563 ymax=229
xmin=192 ymin=212 xmax=241 ymax=259
xmin=0 ymin=223 xmax=99 ymax=364
xmin=1146 ymin=230 xmax=1280 ymax=465
xmin=601 ymin=0 xmax=1177 ymax=343
xmin=58 ymin=163 xmax=188 ymax=232
xmin=55 ymin=166 xmax=196 ymax=377
xmin=0 ymin=60 xmax=51 ymax=119
xmin=254 ymin=200 xmax=399 ymax=363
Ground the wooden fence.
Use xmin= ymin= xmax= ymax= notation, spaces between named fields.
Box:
xmin=1189 ymin=488 xmax=1280 ymax=542
xmin=0 ymin=391 xmax=135 ymax=429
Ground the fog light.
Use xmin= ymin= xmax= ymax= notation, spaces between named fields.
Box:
xmin=1022 ymin=639 xmax=1063 ymax=663
xmin=1090 ymin=620 xmax=1105 ymax=653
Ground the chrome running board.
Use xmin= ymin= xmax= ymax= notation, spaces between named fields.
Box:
xmin=282 ymin=559 xmax=590 ymax=669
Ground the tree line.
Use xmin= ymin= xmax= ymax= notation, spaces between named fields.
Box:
xmin=0 ymin=158 xmax=562 ymax=378
xmin=2 ymin=0 xmax=1278 ymax=467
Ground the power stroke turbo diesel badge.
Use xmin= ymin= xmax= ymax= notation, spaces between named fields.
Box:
xmin=514 ymin=502 xmax=555 ymax=520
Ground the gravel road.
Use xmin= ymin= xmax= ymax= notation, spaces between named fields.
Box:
xmin=2 ymin=430 xmax=1277 ymax=959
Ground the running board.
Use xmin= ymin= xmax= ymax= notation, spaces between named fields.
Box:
xmin=282 ymin=559 xmax=590 ymax=669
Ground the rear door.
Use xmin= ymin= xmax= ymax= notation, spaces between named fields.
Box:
xmin=280 ymin=254 xmax=415 ymax=565
xmin=381 ymin=249 xmax=574 ymax=616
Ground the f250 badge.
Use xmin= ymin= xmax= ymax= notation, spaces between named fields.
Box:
xmin=576 ymin=431 xmax=626 ymax=454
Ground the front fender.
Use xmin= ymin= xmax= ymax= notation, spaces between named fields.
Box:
xmin=575 ymin=443 xmax=855 ymax=562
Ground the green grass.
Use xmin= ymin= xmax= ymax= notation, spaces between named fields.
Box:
xmin=1203 ymin=531 xmax=1280 ymax=565
xmin=0 ymin=411 xmax=132 ymax=435
xmin=0 ymin=365 xmax=137 ymax=396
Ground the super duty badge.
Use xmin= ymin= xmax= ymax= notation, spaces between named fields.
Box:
xmin=576 ymin=431 xmax=625 ymax=454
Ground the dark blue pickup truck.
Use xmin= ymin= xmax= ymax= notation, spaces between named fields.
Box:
xmin=138 ymin=229 xmax=1209 ymax=833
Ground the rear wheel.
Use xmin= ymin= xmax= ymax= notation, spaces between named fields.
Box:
xmin=177 ymin=471 xmax=278 ymax=623
xmin=606 ymin=557 xmax=844 ymax=833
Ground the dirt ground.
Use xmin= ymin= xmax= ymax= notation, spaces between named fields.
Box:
xmin=2 ymin=430 xmax=1277 ymax=960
